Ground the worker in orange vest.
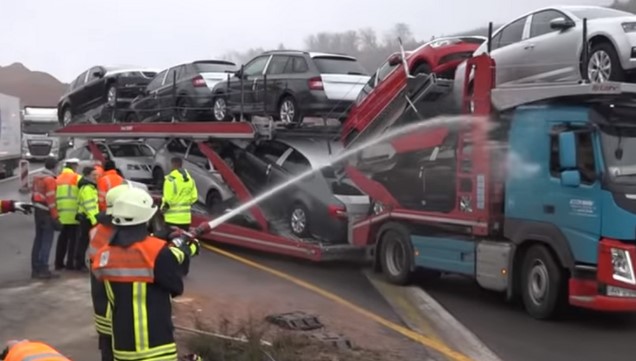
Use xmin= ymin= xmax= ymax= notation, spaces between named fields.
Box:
xmin=0 ymin=339 xmax=70 ymax=361
xmin=97 ymin=160 xmax=124 ymax=212
xmin=94 ymin=160 xmax=105 ymax=179
xmin=54 ymin=158 xmax=82 ymax=271
xmin=31 ymin=157 xmax=62 ymax=279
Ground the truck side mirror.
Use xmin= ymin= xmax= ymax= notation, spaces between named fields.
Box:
xmin=561 ymin=170 xmax=581 ymax=187
xmin=558 ymin=132 xmax=577 ymax=169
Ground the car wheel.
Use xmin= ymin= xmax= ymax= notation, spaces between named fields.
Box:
xmin=61 ymin=108 xmax=73 ymax=126
xmin=412 ymin=63 xmax=431 ymax=76
xmin=205 ymin=190 xmax=223 ymax=214
xmin=379 ymin=223 xmax=414 ymax=285
xmin=124 ymin=112 xmax=138 ymax=123
xmin=289 ymin=203 xmax=310 ymax=237
xmin=213 ymin=96 xmax=231 ymax=121
xmin=152 ymin=167 xmax=165 ymax=189
xmin=521 ymin=244 xmax=566 ymax=320
xmin=586 ymin=42 xmax=625 ymax=83
xmin=177 ymin=98 xmax=193 ymax=121
xmin=279 ymin=96 xmax=301 ymax=124
xmin=106 ymin=85 xmax=117 ymax=107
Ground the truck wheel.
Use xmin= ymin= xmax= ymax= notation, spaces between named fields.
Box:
xmin=521 ymin=245 xmax=566 ymax=320
xmin=379 ymin=224 xmax=414 ymax=285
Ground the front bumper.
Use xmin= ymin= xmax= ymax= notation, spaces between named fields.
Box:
xmin=569 ymin=238 xmax=636 ymax=312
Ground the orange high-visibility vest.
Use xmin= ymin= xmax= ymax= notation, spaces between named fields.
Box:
xmin=32 ymin=173 xmax=58 ymax=218
xmin=87 ymin=224 xmax=114 ymax=265
xmin=91 ymin=236 xmax=166 ymax=283
xmin=94 ymin=165 xmax=104 ymax=179
xmin=4 ymin=341 xmax=70 ymax=361
xmin=97 ymin=170 xmax=124 ymax=212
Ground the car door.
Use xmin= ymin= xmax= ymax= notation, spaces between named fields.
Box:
xmin=357 ymin=58 xmax=400 ymax=127
xmin=229 ymin=55 xmax=271 ymax=112
xmin=70 ymin=70 xmax=89 ymax=114
xmin=525 ymin=9 xmax=581 ymax=82
xmin=490 ymin=15 xmax=533 ymax=86
xmin=135 ymin=70 xmax=168 ymax=120
xmin=83 ymin=66 xmax=108 ymax=109
xmin=263 ymin=55 xmax=291 ymax=115
xmin=155 ymin=66 xmax=184 ymax=120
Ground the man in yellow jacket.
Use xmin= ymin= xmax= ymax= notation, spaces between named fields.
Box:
xmin=54 ymin=158 xmax=82 ymax=271
xmin=76 ymin=166 xmax=99 ymax=272
xmin=161 ymin=156 xmax=198 ymax=231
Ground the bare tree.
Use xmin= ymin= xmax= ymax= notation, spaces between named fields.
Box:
xmin=358 ymin=27 xmax=378 ymax=50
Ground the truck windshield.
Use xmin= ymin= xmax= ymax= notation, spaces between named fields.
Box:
xmin=22 ymin=121 xmax=59 ymax=134
xmin=600 ymin=127 xmax=636 ymax=183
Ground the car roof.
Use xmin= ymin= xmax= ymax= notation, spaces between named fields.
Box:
xmin=274 ymin=138 xmax=343 ymax=168
xmin=192 ymin=60 xmax=236 ymax=66
xmin=260 ymin=50 xmax=357 ymax=61
xmin=498 ymin=5 xmax=631 ymax=31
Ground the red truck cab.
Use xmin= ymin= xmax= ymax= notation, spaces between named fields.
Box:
xmin=340 ymin=36 xmax=486 ymax=146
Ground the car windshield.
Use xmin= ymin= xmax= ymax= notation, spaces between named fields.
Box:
xmin=569 ymin=7 xmax=633 ymax=19
xmin=313 ymin=57 xmax=367 ymax=75
xmin=108 ymin=143 xmax=154 ymax=157
xmin=22 ymin=121 xmax=59 ymax=134
xmin=194 ymin=62 xmax=237 ymax=73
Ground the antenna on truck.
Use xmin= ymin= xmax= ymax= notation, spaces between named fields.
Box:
xmin=487 ymin=22 xmax=493 ymax=54
xmin=581 ymin=18 xmax=589 ymax=83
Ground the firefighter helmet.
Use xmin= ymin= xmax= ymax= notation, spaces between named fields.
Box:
xmin=105 ymin=184 xmax=131 ymax=215
xmin=111 ymin=187 xmax=157 ymax=226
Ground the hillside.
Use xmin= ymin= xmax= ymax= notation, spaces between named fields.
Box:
xmin=0 ymin=62 xmax=67 ymax=107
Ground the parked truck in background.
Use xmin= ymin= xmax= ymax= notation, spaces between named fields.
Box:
xmin=22 ymin=106 xmax=71 ymax=161
xmin=0 ymin=93 xmax=22 ymax=179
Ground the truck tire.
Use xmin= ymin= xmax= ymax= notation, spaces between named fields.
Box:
xmin=379 ymin=223 xmax=414 ymax=285
xmin=521 ymin=244 xmax=566 ymax=320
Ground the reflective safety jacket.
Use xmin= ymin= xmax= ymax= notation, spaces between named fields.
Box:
xmin=31 ymin=169 xmax=58 ymax=219
xmin=78 ymin=178 xmax=99 ymax=226
xmin=87 ymin=221 xmax=115 ymax=336
xmin=95 ymin=165 xmax=105 ymax=179
xmin=56 ymin=167 xmax=81 ymax=225
xmin=92 ymin=232 xmax=189 ymax=361
xmin=162 ymin=169 xmax=197 ymax=225
xmin=3 ymin=340 xmax=70 ymax=361
xmin=97 ymin=169 xmax=124 ymax=212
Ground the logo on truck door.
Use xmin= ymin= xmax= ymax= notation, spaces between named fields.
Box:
xmin=569 ymin=199 xmax=597 ymax=217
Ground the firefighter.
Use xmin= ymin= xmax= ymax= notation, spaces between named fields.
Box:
xmin=31 ymin=157 xmax=61 ymax=279
xmin=0 ymin=340 xmax=70 ymax=361
xmin=86 ymin=183 xmax=131 ymax=361
xmin=97 ymin=160 xmax=124 ymax=212
xmin=92 ymin=187 xmax=200 ymax=361
xmin=161 ymin=156 xmax=198 ymax=231
xmin=76 ymin=166 xmax=99 ymax=272
xmin=54 ymin=158 xmax=81 ymax=271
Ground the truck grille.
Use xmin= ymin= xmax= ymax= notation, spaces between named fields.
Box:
xmin=28 ymin=143 xmax=52 ymax=156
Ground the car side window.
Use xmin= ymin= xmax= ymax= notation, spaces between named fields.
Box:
xmin=166 ymin=67 xmax=181 ymax=85
xmin=166 ymin=139 xmax=188 ymax=153
xmin=254 ymin=141 xmax=288 ymax=163
xmin=549 ymin=130 xmax=596 ymax=184
xmin=86 ymin=66 xmax=102 ymax=83
xmin=147 ymin=70 xmax=168 ymax=91
xmin=530 ymin=10 xmax=568 ymax=38
xmin=281 ymin=150 xmax=311 ymax=175
xmin=243 ymin=56 xmax=270 ymax=77
xmin=74 ymin=70 xmax=89 ymax=89
xmin=292 ymin=57 xmax=309 ymax=73
xmin=266 ymin=55 xmax=290 ymax=75
xmin=495 ymin=16 xmax=527 ymax=49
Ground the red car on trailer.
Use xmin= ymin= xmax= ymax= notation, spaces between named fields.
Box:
xmin=340 ymin=36 xmax=486 ymax=146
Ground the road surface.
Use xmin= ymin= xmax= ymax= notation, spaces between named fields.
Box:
xmin=423 ymin=275 xmax=636 ymax=361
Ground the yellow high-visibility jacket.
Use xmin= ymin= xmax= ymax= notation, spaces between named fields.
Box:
xmin=161 ymin=168 xmax=197 ymax=225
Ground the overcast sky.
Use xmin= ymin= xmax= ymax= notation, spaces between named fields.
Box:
xmin=1 ymin=0 xmax=612 ymax=82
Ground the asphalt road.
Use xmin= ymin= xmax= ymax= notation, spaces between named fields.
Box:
xmin=423 ymin=274 xmax=636 ymax=361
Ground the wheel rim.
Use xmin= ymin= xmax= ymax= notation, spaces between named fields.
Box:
xmin=290 ymin=207 xmax=306 ymax=234
xmin=528 ymin=259 xmax=550 ymax=306
xmin=280 ymin=100 xmax=295 ymax=123
xmin=214 ymin=98 xmax=226 ymax=120
xmin=63 ymin=110 xmax=72 ymax=125
xmin=178 ymin=101 xmax=188 ymax=120
xmin=587 ymin=50 xmax=612 ymax=83
xmin=107 ymin=87 xmax=117 ymax=106
xmin=385 ymin=236 xmax=406 ymax=276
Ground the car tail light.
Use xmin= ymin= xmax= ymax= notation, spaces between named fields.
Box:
xmin=308 ymin=76 xmax=324 ymax=90
xmin=327 ymin=204 xmax=347 ymax=219
xmin=192 ymin=75 xmax=206 ymax=87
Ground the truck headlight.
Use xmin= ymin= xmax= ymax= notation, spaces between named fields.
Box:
xmin=623 ymin=22 xmax=636 ymax=32
xmin=611 ymin=248 xmax=636 ymax=285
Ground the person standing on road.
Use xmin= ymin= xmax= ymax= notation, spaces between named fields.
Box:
xmin=97 ymin=160 xmax=124 ymax=212
xmin=161 ymin=156 xmax=197 ymax=231
xmin=76 ymin=166 xmax=99 ymax=272
xmin=0 ymin=340 xmax=70 ymax=361
xmin=54 ymin=158 xmax=82 ymax=271
xmin=91 ymin=187 xmax=200 ymax=361
xmin=86 ymin=183 xmax=131 ymax=361
xmin=31 ymin=157 xmax=61 ymax=279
